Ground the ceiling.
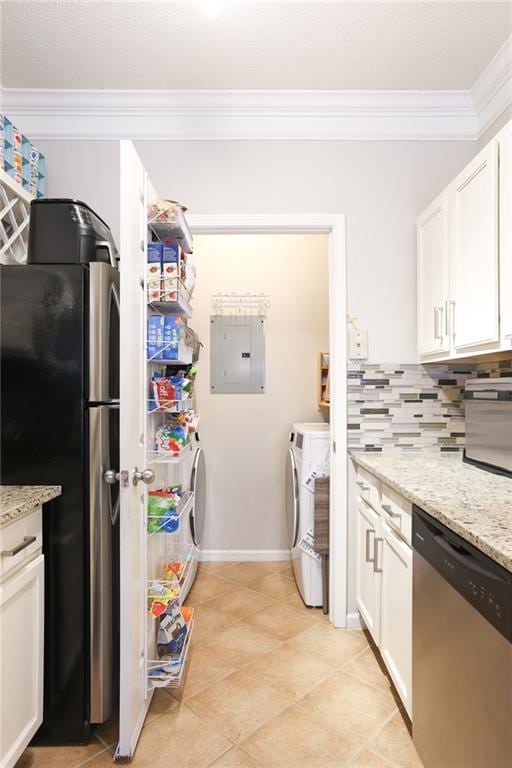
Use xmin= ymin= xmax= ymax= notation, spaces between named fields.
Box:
xmin=1 ymin=1 xmax=511 ymax=91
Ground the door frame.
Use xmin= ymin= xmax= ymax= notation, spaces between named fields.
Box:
xmin=188 ymin=214 xmax=348 ymax=628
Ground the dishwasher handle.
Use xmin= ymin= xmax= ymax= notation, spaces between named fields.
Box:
xmin=413 ymin=504 xmax=512 ymax=642
xmin=434 ymin=531 xmax=509 ymax=584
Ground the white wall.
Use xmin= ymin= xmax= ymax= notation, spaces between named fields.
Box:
xmin=191 ymin=233 xmax=329 ymax=554
xmin=38 ymin=138 xmax=478 ymax=363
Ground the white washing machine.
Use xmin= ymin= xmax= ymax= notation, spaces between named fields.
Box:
xmin=286 ymin=422 xmax=330 ymax=607
xmin=170 ymin=442 xmax=205 ymax=601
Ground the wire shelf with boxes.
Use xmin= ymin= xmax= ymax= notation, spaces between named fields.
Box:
xmin=147 ymin=200 xmax=193 ymax=254
xmin=147 ymin=439 xmax=196 ymax=466
xmin=147 ymin=397 xmax=194 ymax=415
xmin=146 ymin=543 xmax=195 ymax=690
xmin=148 ymin=279 xmax=193 ymax=319
xmin=146 ymin=333 xmax=194 ymax=365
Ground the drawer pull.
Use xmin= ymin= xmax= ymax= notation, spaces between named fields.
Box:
xmin=1 ymin=535 xmax=37 ymax=557
xmin=373 ymin=537 xmax=383 ymax=573
xmin=382 ymin=503 xmax=401 ymax=519
xmin=356 ymin=481 xmax=370 ymax=492
xmin=365 ymin=528 xmax=375 ymax=562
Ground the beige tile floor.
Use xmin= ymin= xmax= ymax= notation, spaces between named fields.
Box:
xmin=16 ymin=561 xmax=423 ymax=768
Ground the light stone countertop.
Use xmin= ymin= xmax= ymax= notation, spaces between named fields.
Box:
xmin=351 ymin=452 xmax=512 ymax=573
xmin=0 ymin=485 xmax=62 ymax=528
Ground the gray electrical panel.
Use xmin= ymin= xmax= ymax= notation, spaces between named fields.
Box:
xmin=210 ymin=315 xmax=265 ymax=394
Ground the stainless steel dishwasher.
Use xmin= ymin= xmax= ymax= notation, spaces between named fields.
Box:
xmin=412 ymin=505 xmax=512 ymax=768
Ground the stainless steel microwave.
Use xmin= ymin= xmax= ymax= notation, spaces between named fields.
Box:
xmin=464 ymin=378 xmax=512 ymax=476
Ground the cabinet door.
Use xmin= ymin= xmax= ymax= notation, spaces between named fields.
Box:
xmin=0 ymin=555 xmax=44 ymax=768
xmin=451 ymin=142 xmax=499 ymax=351
xmin=417 ymin=191 xmax=450 ymax=356
xmin=499 ymin=124 xmax=512 ymax=341
xmin=356 ymin=499 xmax=381 ymax=645
xmin=380 ymin=523 xmax=412 ymax=718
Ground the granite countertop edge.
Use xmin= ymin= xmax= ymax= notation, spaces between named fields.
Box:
xmin=351 ymin=452 xmax=512 ymax=573
xmin=0 ymin=485 xmax=62 ymax=528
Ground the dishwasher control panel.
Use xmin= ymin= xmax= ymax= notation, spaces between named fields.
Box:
xmin=413 ymin=505 xmax=512 ymax=642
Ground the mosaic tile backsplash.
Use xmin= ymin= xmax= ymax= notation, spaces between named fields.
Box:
xmin=348 ymin=359 xmax=512 ymax=453
xmin=474 ymin=359 xmax=512 ymax=378
xmin=348 ymin=363 xmax=475 ymax=453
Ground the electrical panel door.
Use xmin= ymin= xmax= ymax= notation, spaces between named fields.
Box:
xmin=210 ymin=315 xmax=265 ymax=394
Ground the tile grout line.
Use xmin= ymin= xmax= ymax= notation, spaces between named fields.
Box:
xmin=147 ymin=568 xmax=411 ymax=768
xmin=335 ymin=707 xmax=403 ymax=768
xmin=75 ymin=743 xmax=115 ymax=768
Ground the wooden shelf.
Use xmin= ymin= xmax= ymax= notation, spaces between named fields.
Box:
xmin=318 ymin=352 xmax=330 ymax=411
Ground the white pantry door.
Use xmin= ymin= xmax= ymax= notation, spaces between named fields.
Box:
xmin=117 ymin=141 xmax=152 ymax=759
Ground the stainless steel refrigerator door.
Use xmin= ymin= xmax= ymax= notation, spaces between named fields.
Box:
xmin=89 ymin=404 xmax=119 ymax=724
xmin=89 ymin=262 xmax=120 ymax=403
xmin=413 ymin=551 xmax=512 ymax=768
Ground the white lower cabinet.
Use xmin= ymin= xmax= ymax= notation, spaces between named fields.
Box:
xmin=356 ymin=499 xmax=382 ymax=645
xmin=354 ymin=467 xmax=413 ymax=719
xmin=379 ymin=522 xmax=413 ymax=718
xmin=0 ymin=554 xmax=44 ymax=768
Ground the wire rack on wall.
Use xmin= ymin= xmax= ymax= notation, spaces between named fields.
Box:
xmin=211 ymin=292 xmax=271 ymax=316
xmin=0 ymin=170 xmax=34 ymax=265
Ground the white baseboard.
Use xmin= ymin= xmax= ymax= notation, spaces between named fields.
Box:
xmin=346 ymin=611 xmax=364 ymax=630
xmin=199 ymin=549 xmax=290 ymax=562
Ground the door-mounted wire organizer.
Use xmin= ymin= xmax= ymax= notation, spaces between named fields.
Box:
xmin=144 ymin=199 xmax=197 ymax=693
xmin=211 ymin=292 xmax=270 ymax=316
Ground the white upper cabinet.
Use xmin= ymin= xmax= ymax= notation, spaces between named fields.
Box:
xmin=417 ymin=192 xmax=450 ymax=356
xmin=499 ymin=123 xmax=512 ymax=341
xmin=417 ymin=119 xmax=511 ymax=361
xmin=451 ymin=142 xmax=499 ymax=352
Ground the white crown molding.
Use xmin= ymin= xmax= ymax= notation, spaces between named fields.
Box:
xmin=1 ymin=36 xmax=510 ymax=142
xmin=1 ymin=87 xmax=478 ymax=141
xmin=472 ymin=35 xmax=512 ymax=138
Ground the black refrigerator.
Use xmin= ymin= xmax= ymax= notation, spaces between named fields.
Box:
xmin=0 ymin=199 xmax=120 ymax=744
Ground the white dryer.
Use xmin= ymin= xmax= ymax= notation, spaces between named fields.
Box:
xmin=286 ymin=423 xmax=330 ymax=607
xmin=171 ymin=443 xmax=205 ymax=601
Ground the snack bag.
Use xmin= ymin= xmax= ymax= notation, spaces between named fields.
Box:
xmin=147 ymin=580 xmax=180 ymax=618
xmin=147 ymin=490 xmax=180 ymax=534
xmin=169 ymin=374 xmax=185 ymax=401
xmin=154 ymin=421 xmax=187 ymax=454
xmin=152 ymin=374 xmax=177 ymax=410
xmin=157 ymin=602 xmax=188 ymax=657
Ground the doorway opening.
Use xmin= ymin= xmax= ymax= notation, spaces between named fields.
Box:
xmin=189 ymin=215 xmax=347 ymax=628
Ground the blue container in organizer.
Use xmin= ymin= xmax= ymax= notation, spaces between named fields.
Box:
xmin=163 ymin=316 xmax=182 ymax=360
xmin=148 ymin=315 xmax=164 ymax=359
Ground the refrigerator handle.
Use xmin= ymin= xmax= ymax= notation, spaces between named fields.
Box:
xmin=111 ymin=282 xmax=120 ymax=314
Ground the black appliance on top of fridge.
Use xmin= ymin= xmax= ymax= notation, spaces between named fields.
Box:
xmin=0 ymin=199 xmax=120 ymax=744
